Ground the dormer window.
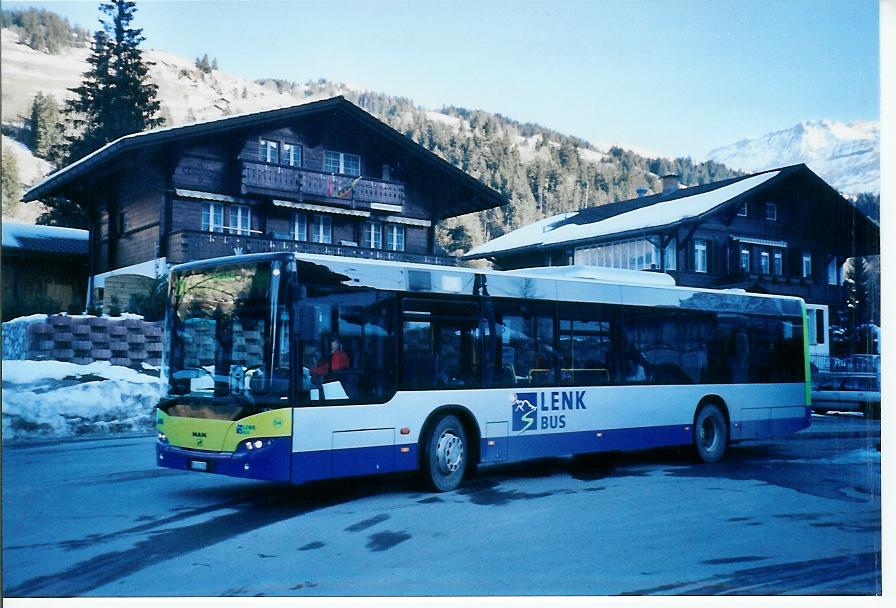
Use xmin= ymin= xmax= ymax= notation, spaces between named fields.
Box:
xmin=325 ymin=151 xmax=361 ymax=177
xmin=765 ymin=202 xmax=777 ymax=221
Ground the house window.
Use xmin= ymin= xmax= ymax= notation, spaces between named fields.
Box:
xmin=118 ymin=211 xmax=129 ymax=234
xmin=362 ymin=221 xmax=382 ymax=249
xmin=282 ymin=143 xmax=302 ymax=167
xmin=760 ymin=251 xmax=770 ymax=274
xmin=573 ymin=237 xmax=674 ymax=271
xmin=201 ymin=202 xmax=225 ymax=233
xmin=694 ymin=239 xmax=708 ymax=273
xmin=324 ymin=150 xmax=361 ymax=177
xmin=260 ymin=139 xmax=279 ymax=163
xmin=386 ymin=224 xmax=405 ymax=251
xmin=802 ymin=253 xmax=812 ymax=278
xmin=765 ymin=202 xmax=777 ymax=221
xmin=291 ymin=212 xmax=307 ymax=241
xmin=664 ymin=238 xmax=677 ymax=270
xmin=310 ymin=215 xmax=332 ymax=244
xmin=740 ymin=248 xmax=750 ymax=272
xmin=737 ymin=202 xmax=748 ymax=217
xmin=773 ymin=250 xmax=783 ymax=276
xmin=229 ymin=205 xmax=251 ymax=235
xmin=827 ymin=257 xmax=838 ymax=285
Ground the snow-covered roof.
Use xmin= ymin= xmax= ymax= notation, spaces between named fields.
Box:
xmin=542 ymin=171 xmax=779 ymax=246
xmin=1 ymin=222 xmax=88 ymax=254
xmin=466 ymin=212 xmax=576 ymax=258
xmin=466 ymin=170 xmax=781 ymax=259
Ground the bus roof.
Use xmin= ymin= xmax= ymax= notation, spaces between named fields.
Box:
xmin=170 ymin=252 xmax=805 ymax=317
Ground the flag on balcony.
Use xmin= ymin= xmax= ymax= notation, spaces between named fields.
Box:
xmin=335 ymin=176 xmax=363 ymax=199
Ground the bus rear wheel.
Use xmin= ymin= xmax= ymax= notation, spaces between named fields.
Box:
xmin=424 ymin=415 xmax=467 ymax=492
xmin=694 ymin=404 xmax=728 ymax=463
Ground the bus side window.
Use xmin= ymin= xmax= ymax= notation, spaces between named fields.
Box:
xmin=483 ymin=301 xmax=555 ymax=388
xmin=401 ymin=298 xmax=480 ymax=390
xmin=558 ymin=303 xmax=618 ymax=387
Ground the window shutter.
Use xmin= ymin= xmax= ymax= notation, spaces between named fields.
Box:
xmin=686 ymin=238 xmax=695 ymax=271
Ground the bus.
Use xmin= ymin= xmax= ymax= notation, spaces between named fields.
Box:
xmin=155 ymin=252 xmax=810 ymax=491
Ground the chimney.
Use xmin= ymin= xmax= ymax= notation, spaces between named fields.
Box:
xmin=636 ymin=186 xmax=649 ymax=198
xmin=661 ymin=174 xmax=680 ymax=195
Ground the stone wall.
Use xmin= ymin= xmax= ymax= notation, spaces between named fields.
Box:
xmin=2 ymin=314 xmax=163 ymax=367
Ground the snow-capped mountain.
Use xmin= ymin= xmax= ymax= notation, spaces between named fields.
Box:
xmin=707 ymin=120 xmax=879 ymax=195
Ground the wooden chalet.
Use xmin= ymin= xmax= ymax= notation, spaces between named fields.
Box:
xmin=465 ymin=165 xmax=879 ymax=317
xmin=23 ymin=96 xmax=504 ymax=308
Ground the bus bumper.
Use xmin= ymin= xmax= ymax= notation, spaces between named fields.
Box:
xmin=156 ymin=437 xmax=292 ymax=482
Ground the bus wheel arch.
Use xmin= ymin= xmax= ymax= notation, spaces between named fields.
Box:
xmin=419 ymin=405 xmax=481 ymax=491
xmin=693 ymin=396 xmax=729 ymax=463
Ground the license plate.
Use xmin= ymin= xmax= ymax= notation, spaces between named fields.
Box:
xmin=190 ymin=460 xmax=208 ymax=471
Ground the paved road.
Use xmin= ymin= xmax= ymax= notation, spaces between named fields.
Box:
xmin=2 ymin=418 xmax=881 ymax=597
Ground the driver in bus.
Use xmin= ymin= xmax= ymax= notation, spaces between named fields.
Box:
xmin=310 ymin=337 xmax=351 ymax=379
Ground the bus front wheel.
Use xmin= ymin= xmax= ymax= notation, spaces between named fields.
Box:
xmin=424 ymin=415 xmax=467 ymax=492
xmin=694 ymin=403 xmax=728 ymax=463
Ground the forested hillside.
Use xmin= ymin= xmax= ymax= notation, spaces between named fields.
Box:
xmin=260 ymin=79 xmax=742 ymax=252
xmin=0 ymin=7 xmax=89 ymax=53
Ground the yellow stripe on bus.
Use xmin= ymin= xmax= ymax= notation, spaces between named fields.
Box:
xmin=157 ymin=408 xmax=293 ymax=452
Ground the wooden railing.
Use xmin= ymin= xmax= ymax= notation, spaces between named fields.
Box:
xmin=167 ymin=229 xmax=455 ymax=266
xmin=241 ymin=161 xmax=405 ymax=207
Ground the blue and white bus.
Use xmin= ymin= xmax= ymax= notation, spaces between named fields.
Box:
xmin=156 ymin=252 xmax=810 ymax=491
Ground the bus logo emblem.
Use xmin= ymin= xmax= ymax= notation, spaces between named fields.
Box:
xmin=512 ymin=393 xmax=538 ymax=433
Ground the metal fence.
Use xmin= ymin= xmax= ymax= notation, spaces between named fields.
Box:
xmin=810 ymin=353 xmax=880 ymax=375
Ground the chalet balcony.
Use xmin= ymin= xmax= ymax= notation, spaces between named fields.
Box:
xmin=167 ymin=229 xmax=455 ymax=267
xmin=241 ymin=161 xmax=405 ymax=208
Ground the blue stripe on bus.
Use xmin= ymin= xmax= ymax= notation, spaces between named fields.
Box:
xmin=739 ymin=413 xmax=810 ymax=439
xmin=291 ymin=444 xmax=419 ymax=484
xmin=156 ymin=437 xmax=292 ymax=481
xmin=159 ymin=413 xmax=809 ymax=484
xmin=501 ymin=424 xmax=693 ymax=462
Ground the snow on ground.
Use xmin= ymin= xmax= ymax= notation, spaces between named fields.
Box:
xmin=1 ymin=360 xmax=163 ymax=440
xmin=773 ymin=448 xmax=880 ymax=465
xmin=0 ymin=29 xmax=90 ymax=121
xmin=423 ymin=110 xmax=464 ymax=130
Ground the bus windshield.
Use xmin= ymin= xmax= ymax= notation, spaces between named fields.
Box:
xmin=167 ymin=260 xmax=289 ymax=407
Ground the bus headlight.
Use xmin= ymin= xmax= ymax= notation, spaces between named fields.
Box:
xmin=242 ymin=439 xmax=271 ymax=451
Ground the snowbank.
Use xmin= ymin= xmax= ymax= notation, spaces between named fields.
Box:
xmin=1 ymin=360 xmax=164 ymax=440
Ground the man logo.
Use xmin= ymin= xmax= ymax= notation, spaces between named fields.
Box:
xmin=512 ymin=392 xmax=538 ymax=433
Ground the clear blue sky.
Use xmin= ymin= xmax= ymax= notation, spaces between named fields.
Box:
xmin=8 ymin=0 xmax=881 ymax=158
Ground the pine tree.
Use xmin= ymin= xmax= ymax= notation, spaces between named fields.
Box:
xmin=1 ymin=147 xmax=22 ymax=214
xmin=844 ymin=257 xmax=875 ymax=353
xmin=28 ymin=91 xmax=65 ymax=162
xmin=64 ymin=0 xmax=162 ymax=163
